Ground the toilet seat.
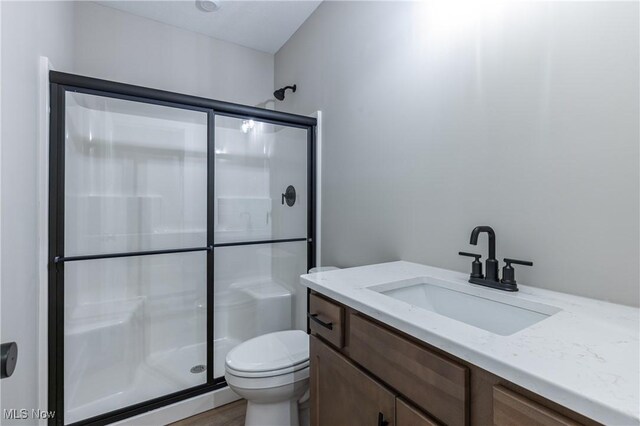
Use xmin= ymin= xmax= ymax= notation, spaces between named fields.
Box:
xmin=225 ymin=365 xmax=309 ymax=390
xmin=226 ymin=359 xmax=309 ymax=378
xmin=225 ymin=330 xmax=309 ymax=379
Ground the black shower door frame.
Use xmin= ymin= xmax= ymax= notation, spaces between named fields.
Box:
xmin=48 ymin=71 xmax=316 ymax=426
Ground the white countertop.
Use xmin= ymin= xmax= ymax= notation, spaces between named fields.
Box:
xmin=301 ymin=261 xmax=640 ymax=425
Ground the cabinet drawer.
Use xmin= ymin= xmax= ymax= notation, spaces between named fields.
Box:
xmin=349 ymin=314 xmax=468 ymax=426
xmin=493 ymin=386 xmax=580 ymax=426
xmin=308 ymin=293 xmax=344 ymax=348
xmin=397 ymin=399 xmax=439 ymax=426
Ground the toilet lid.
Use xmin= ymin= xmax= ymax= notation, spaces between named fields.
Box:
xmin=225 ymin=330 xmax=309 ymax=377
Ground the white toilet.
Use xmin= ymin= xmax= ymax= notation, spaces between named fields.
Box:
xmin=225 ymin=330 xmax=310 ymax=426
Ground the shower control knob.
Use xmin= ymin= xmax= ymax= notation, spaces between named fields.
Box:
xmin=281 ymin=185 xmax=296 ymax=206
xmin=1 ymin=342 xmax=17 ymax=379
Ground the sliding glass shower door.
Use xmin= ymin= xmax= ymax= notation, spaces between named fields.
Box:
xmin=213 ymin=116 xmax=309 ymax=379
xmin=49 ymin=72 xmax=316 ymax=426
xmin=60 ymin=91 xmax=211 ymax=424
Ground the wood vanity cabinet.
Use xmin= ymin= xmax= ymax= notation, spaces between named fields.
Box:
xmin=310 ymin=335 xmax=436 ymax=426
xmin=492 ymin=386 xmax=580 ymax=426
xmin=307 ymin=291 xmax=601 ymax=426
xmin=310 ymin=335 xmax=396 ymax=426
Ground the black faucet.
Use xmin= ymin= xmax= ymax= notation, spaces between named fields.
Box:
xmin=459 ymin=226 xmax=532 ymax=292
xmin=469 ymin=226 xmax=499 ymax=282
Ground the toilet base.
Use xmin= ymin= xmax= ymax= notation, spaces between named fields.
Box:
xmin=245 ymin=399 xmax=299 ymax=426
xmin=227 ymin=374 xmax=308 ymax=426
xmin=298 ymin=399 xmax=310 ymax=426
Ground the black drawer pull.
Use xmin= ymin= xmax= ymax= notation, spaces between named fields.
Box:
xmin=307 ymin=313 xmax=333 ymax=330
xmin=377 ymin=412 xmax=389 ymax=426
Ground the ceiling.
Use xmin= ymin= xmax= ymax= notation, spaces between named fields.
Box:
xmin=95 ymin=0 xmax=322 ymax=54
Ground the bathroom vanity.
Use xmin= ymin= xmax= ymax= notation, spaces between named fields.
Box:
xmin=301 ymin=262 xmax=639 ymax=426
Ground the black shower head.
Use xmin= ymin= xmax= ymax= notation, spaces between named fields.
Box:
xmin=274 ymin=89 xmax=285 ymax=101
xmin=274 ymin=84 xmax=297 ymax=101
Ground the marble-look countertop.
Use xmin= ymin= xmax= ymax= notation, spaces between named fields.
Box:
xmin=300 ymin=261 xmax=639 ymax=425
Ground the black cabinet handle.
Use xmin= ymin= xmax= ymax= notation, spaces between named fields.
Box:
xmin=307 ymin=313 xmax=333 ymax=330
xmin=377 ymin=412 xmax=389 ymax=426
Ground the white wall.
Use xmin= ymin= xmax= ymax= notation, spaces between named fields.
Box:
xmin=275 ymin=1 xmax=640 ymax=306
xmin=1 ymin=1 xmax=278 ymax=419
xmin=73 ymin=2 xmax=274 ymax=106
xmin=0 ymin=1 xmax=76 ymax=422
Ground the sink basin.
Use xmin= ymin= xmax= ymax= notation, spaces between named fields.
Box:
xmin=371 ymin=278 xmax=561 ymax=336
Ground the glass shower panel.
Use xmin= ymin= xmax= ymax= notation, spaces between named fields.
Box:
xmin=212 ymin=241 xmax=308 ymax=378
xmin=65 ymin=92 xmax=208 ymax=256
xmin=214 ymin=116 xmax=308 ymax=244
xmin=62 ymin=91 xmax=209 ymax=424
xmin=63 ymin=252 xmax=207 ymax=423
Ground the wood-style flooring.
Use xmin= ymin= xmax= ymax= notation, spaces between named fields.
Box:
xmin=170 ymin=400 xmax=246 ymax=426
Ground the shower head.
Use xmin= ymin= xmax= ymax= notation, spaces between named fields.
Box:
xmin=274 ymin=84 xmax=297 ymax=101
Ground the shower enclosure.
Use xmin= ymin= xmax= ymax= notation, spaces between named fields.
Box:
xmin=48 ymin=72 xmax=316 ymax=425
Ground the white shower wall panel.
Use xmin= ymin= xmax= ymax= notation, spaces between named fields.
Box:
xmin=65 ymin=94 xmax=208 ymax=256
xmin=268 ymin=125 xmax=308 ymax=242
xmin=214 ymin=119 xmax=308 ymax=243
xmin=63 ymin=253 xmax=208 ymax=422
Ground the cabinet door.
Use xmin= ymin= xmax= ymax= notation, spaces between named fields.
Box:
xmin=349 ymin=314 xmax=468 ymax=426
xmin=396 ymin=399 xmax=439 ymax=426
xmin=310 ymin=335 xmax=395 ymax=426
xmin=493 ymin=386 xmax=581 ymax=426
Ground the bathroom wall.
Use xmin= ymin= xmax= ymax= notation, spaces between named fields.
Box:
xmin=0 ymin=1 xmax=76 ymax=422
xmin=1 ymin=1 xmax=280 ymax=419
xmin=275 ymin=1 xmax=640 ymax=306
xmin=73 ymin=2 xmax=274 ymax=107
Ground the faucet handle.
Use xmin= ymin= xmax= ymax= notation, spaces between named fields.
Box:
xmin=459 ymin=252 xmax=483 ymax=279
xmin=502 ymin=258 xmax=532 ymax=287
xmin=504 ymin=258 xmax=533 ymax=267
xmin=459 ymin=251 xmax=481 ymax=260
